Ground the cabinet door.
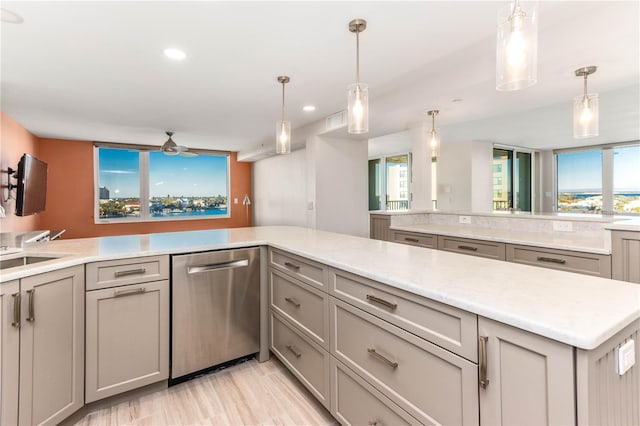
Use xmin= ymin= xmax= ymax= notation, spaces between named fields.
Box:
xmin=86 ymin=280 xmax=169 ymax=403
xmin=478 ymin=317 xmax=575 ymax=426
xmin=18 ymin=266 xmax=84 ymax=426
xmin=612 ymin=230 xmax=640 ymax=283
xmin=370 ymin=215 xmax=391 ymax=241
xmin=0 ymin=281 xmax=20 ymax=426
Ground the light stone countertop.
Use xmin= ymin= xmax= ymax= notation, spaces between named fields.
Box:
xmin=1 ymin=226 xmax=639 ymax=351
xmin=605 ymin=217 xmax=640 ymax=231
xmin=389 ymin=223 xmax=611 ymax=254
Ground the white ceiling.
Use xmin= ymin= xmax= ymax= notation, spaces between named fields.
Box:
xmin=2 ymin=1 xmax=639 ymax=154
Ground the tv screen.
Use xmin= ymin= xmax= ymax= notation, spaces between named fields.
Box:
xmin=16 ymin=153 xmax=47 ymax=216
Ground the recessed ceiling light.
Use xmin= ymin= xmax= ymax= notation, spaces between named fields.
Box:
xmin=451 ymin=98 xmax=463 ymax=103
xmin=302 ymin=105 xmax=316 ymax=112
xmin=1 ymin=8 xmax=24 ymax=24
xmin=163 ymin=48 xmax=186 ymax=61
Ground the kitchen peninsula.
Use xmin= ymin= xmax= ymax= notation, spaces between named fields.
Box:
xmin=1 ymin=226 xmax=639 ymax=425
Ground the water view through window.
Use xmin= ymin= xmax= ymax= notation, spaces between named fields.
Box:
xmin=97 ymin=147 xmax=229 ymax=221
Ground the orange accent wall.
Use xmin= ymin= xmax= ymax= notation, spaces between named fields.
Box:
xmin=1 ymin=113 xmax=41 ymax=232
xmin=1 ymin=112 xmax=253 ymax=239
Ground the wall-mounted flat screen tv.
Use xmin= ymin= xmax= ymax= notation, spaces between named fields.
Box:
xmin=16 ymin=153 xmax=48 ymax=216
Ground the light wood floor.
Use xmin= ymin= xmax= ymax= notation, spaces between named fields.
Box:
xmin=73 ymin=357 xmax=337 ymax=426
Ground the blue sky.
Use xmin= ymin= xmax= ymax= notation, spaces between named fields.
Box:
xmin=557 ymin=146 xmax=640 ymax=192
xmin=99 ymin=149 xmax=228 ymax=198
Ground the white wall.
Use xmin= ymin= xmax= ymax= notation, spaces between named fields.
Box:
xmin=253 ymin=148 xmax=309 ymax=227
xmin=437 ymin=139 xmax=472 ymax=211
xmin=313 ymin=136 xmax=369 ymax=237
xmin=540 ymin=150 xmax=555 ymax=212
xmin=470 ymin=140 xmax=493 ymax=212
xmin=409 ymin=124 xmax=433 ymax=210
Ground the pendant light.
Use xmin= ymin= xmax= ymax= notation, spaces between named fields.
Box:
xmin=347 ymin=19 xmax=368 ymax=134
xmin=276 ymin=76 xmax=291 ymax=154
xmin=496 ymin=0 xmax=538 ymax=91
xmin=573 ymin=66 xmax=599 ymax=139
xmin=427 ymin=110 xmax=440 ymax=162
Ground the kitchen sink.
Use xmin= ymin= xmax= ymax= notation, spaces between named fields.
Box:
xmin=0 ymin=255 xmax=61 ymax=270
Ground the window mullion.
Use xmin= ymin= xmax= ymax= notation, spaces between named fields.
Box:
xmin=602 ymin=148 xmax=614 ymax=214
xmin=140 ymin=152 xmax=150 ymax=220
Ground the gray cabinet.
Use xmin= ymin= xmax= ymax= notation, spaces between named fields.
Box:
xmin=18 ymin=266 xmax=85 ymax=426
xmin=370 ymin=214 xmax=391 ymax=241
xmin=85 ymin=256 xmax=169 ymax=403
xmin=506 ymin=244 xmax=611 ymax=278
xmin=438 ymin=235 xmax=506 ymax=260
xmin=478 ymin=317 xmax=575 ymax=426
xmin=1 ymin=280 xmax=20 ymax=426
xmin=612 ymin=230 xmax=640 ymax=283
xmin=391 ymin=230 xmax=437 ymax=248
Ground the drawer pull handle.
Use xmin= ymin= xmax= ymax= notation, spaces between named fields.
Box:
xmin=284 ymin=297 xmax=301 ymax=308
xmin=458 ymin=245 xmax=478 ymax=251
xmin=114 ymin=268 xmax=147 ymax=278
xmin=367 ymin=348 xmax=398 ymax=369
xmin=11 ymin=293 xmax=21 ymax=328
xmin=26 ymin=289 xmax=35 ymax=322
xmin=114 ymin=287 xmax=146 ymax=298
xmin=188 ymin=260 xmax=248 ymax=274
xmin=286 ymin=344 xmax=302 ymax=358
xmin=536 ymin=256 xmax=566 ymax=264
xmin=284 ymin=262 xmax=300 ymax=270
xmin=479 ymin=336 xmax=489 ymax=389
xmin=366 ymin=294 xmax=397 ymax=310
xmin=404 ymin=237 xmax=420 ymax=243
xmin=368 ymin=422 xmax=378 ymax=426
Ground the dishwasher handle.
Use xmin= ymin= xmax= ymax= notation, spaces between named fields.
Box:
xmin=187 ymin=259 xmax=249 ymax=274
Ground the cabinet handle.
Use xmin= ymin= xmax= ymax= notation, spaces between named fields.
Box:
xmin=536 ymin=256 xmax=566 ymax=264
xmin=367 ymin=348 xmax=398 ymax=369
xmin=368 ymin=422 xmax=378 ymax=426
xmin=114 ymin=287 xmax=146 ymax=298
xmin=26 ymin=289 xmax=35 ymax=322
xmin=404 ymin=237 xmax=420 ymax=243
xmin=366 ymin=294 xmax=398 ymax=310
xmin=11 ymin=293 xmax=21 ymax=328
xmin=114 ymin=268 xmax=147 ymax=278
xmin=188 ymin=260 xmax=249 ymax=274
xmin=284 ymin=262 xmax=300 ymax=270
xmin=284 ymin=297 xmax=301 ymax=308
xmin=479 ymin=336 xmax=489 ymax=389
xmin=286 ymin=344 xmax=302 ymax=358
xmin=458 ymin=245 xmax=478 ymax=251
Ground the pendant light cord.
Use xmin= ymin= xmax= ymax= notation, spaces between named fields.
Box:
xmin=356 ymin=28 xmax=360 ymax=86
xmin=281 ymin=81 xmax=285 ymax=121
xmin=583 ymin=74 xmax=589 ymax=101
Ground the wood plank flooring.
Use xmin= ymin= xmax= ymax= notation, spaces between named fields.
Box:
xmin=73 ymin=357 xmax=337 ymax=426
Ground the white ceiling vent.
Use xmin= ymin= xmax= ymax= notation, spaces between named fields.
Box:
xmin=326 ymin=110 xmax=347 ymax=131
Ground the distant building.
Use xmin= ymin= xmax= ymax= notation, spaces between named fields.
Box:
xmin=99 ymin=186 xmax=110 ymax=200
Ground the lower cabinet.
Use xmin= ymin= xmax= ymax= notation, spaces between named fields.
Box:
xmin=612 ymin=230 xmax=640 ymax=283
xmin=330 ymin=357 xmax=420 ymax=426
xmin=1 ymin=280 xmax=20 ymax=426
xmin=370 ymin=214 xmax=391 ymax=241
xmin=478 ymin=317 xmax=575 ymax=425
xmin=85 ymin=279 xmax=169 ymax=403
xmin=16 ymin=266 xmax=85 ymax=426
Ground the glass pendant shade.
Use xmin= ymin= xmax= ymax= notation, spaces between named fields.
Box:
xmin=496 ymin=1 xmax=538 ymax=91
xmin=573 ymin=94 xmax=599 ymax=138
xmin=348 ymin=83 xmax=369 ymax=134
xmin=429 ymin=128 xmax=440 ymax=162
xmin=276 ymin=120 xmax=291 ymax=154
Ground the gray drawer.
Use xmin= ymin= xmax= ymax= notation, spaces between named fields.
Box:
xmin=269 ymin=248 xmax=328 ymax=291
xmin=391 ymin=230 xmax=437 ymax=249
xmin=438 ymin=235 xmax=506 ymax=260
xmin=270 ymin=269 xmax=329 ymax=350
xmin=330 ymin=268 xmax=478 ymax=362
xmin=330 ymin=298 xmax=479 ymax=426
xmin=330 ymin=358 xmax=420 ymax=426
xmin=506 ymin=244 xmax=612 ymax=278
xmin=270 ymin=311 xmax=330 ymax=408
xmin=86 ymin=255 xmax=169 ymax=290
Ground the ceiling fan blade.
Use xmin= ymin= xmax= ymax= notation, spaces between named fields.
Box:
xmin=179 ymin=150 xmax=198 ymax=157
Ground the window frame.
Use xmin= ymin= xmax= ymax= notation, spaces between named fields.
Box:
xmin=492 ymin=144 xmax=536 ymax=212
xmin=94 ymin=143 xmax=232 ymax=224
xmin=368 ymin=151 xmax=412 ymax=212
xmin=554 ymin=141 xmax=640 ymax=215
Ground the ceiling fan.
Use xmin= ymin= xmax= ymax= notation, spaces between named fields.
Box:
xmin=161 ymin=131 xmax=198 ymax=157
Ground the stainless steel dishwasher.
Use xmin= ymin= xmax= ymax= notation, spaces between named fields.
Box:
xmin=171 ymin=247 xmax=260 ymax=381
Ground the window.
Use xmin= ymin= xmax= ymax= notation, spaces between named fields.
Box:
xmin=557 ymin=143 xmax=639 ymax=215
xmin=368 ymin=153 xmax=411 ymax=211
xmin=96 ymin=146 xmax=230 ymax=222
xmin=492 ymin=147 xmax=532 ymax=212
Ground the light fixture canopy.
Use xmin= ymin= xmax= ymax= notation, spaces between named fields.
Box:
xmin=276 ymin=76 xmax=291 ymax=155
xmin=496 ymin=0 xmax=538 ymax=91
xmin=347 ymin=19 xmax=369 ymax=134
xmin=573 ymin=66 xmax=599 ymax=139
xmin=427 ymin=110 xmax=440 ymax=162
